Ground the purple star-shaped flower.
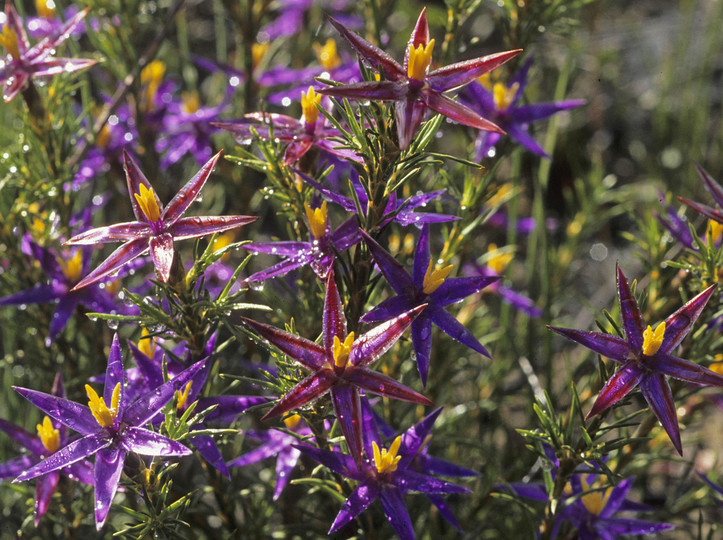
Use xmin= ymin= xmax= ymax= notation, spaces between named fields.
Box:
xmin=0 ymin=374 xmax=93 ymax=526
xmin=360 ymin=225 xmax=499 ymax=386
xmin=13 ymin=334 xmax=206 ymax=529
xmin=318 ymin=8 xmax=520 ymax=148
xmin=0 ymin=234 xmax=132 ymax=344
xmin=242 ymin=200 xmax=360 ymax=283
xmin=459 ymin=56 xmax=585 ymax=159
xmin=215 ymin=88 xmax=362 ymax=166
xmin=548 ymin=265 xmax=723 ymax=454
xmin=228 ymin=413 xmax=313 ymax=500
xmin=65 ymin=150 xmax=257 ymax=289
xmin=238 ymin=269 xmax=432 ymax=466
xmin=0 ymin=2 xmax=95 ymax=102
xmin=295 ymin=405 xmax=471 ymax=540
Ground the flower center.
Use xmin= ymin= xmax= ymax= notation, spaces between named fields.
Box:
xmin=0 ymin=25 xmax=20 ymax=60
xmin=313 ymin=38 xmax=342 ymax=71
xmin=36 ymin=416 xmax=60 ymax=453
xmin=134 ymin=183 xmax=162 ymax=223
xmin=137 ymin=328 xmax=157 ymax=358
xmin=283 ymin=413 xmax=302 ymax=430
xmin=57 ymin=249 xmax=83 ymax=283
xmin=300 ymin=86 xmax=322 ymax=125
xmin=422 ymin=259 xmax=453 ymax=295
xmin=182 ymin=91 xmax=200 ymax=114
xmin=332 ymin=332 xmax=355 ymax=369
xmin=140 ymin=60 xmax=165 ymax=111
xmin=580 ymin=477 xmax=613 ymax=516
xmin=407 ymin=39 xmax=435 ymax=81
xmin=642 ymin=322 xmax=665 ymax=356
xmin=304 ymin=201 xmax=327 ymax=239
xmin=86 ymin=382 xmax=121 ymax=428
xmin=492 ymin=82 xmax=519 ymax=110
xmin=252 ymin=42 xmax=269 ymax=70
xmin=35 ymin=0 xmax=56 ymax=19
xmin=176 ymin=381 xmax=193 ymax=411
xmin=373 ymin=435 xmax=402 ymax=474
xmin=487 ymin=243 xmax=513 ymax=275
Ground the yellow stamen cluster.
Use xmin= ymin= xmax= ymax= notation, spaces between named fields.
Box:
xmin=332 ymin=332 xmax=355 ymax=369
xmin=304 ymin=201 xmax=327 ymax=239
xmin=580 ymin=477 xmax=614 ymax=516
xmin=134 ymin=183 xmax=162 ymax=223
xmin=86 ymin=382 xmax=121 ymax=428
xmin=252 ymin=42 xmax=269 ymax=70
xmin=58 ymin=250 xmax=83 ymax=283
xmin=176 ymin=381 xmax=193 ymax=411
xmin=642 ymin=322 xmax=666 ymax=356
xmin=487 ymin=243 xmax=514 ymax=275
xmin=708 ymin=220 xmax=723 ymax=243
xmin=36 ymin=416 xmax=60 ymax=453
xmin=283 ymin=413 xmax=302 ymax=430
xmin=137 ymin=328 xmax=157 ymax=358
xmin=301 ymin=86 xmax=322 ymax=125
xmin=407 ymin=39 xmax=435 ymax=81
xmin=0 ymin=25 xmax=20 ymax=60
xmin=313 ymin=39 xmax=342 ymax=71
xmin=422 ymin=259 xmax=453 ymax=295
xmin=35 ymin=0 xmax=56 ymax=19
xmin=182 ymin=91 xmax=200 ymax=114
xmin=478 ymin=73 xmax=493 ymax=90
xmin=373 ymin=435 xmax=402 ymax=474
xmin=492 ymin=82 xmax=519 ymax=111
xmin=140 ymin=60 xmax=165 ymax=110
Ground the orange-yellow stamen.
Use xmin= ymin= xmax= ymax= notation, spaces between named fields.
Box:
xmin=708 ymin=220 xmax=723 ymax=243
xmin=492 ymin=82 xmax=519 ymax=110
xmin=134 ymin=183 xmax=162 ymax=223
xmin=0 ymin=25 xmax=20 ymax=60
xmin=313 ymin=39 xmax=341 ymax=71
xmin=176 ymin=381 xmax=193 ymax=411
xmin=86 ymin=382 xmax=121 ymax=428
xmin=252 ymin=42 xmax=269 ymax=70
xmin=332 ymin=332 xmax=355 ymax=369
xmin=304 ymin=201 xmax=327 ymax=239
xmin=642 ymin=322 xmax=665 ymax=356
xmin=301 ymin=86 xmax=322 ymax=124
xmin=373 ymin=435 xmax=402 ymax=474
xmin=35 ymin=0 xmax=56 ymax=19
xmin=580 ymin=476 xmax=614 ymax=516
xmin=141 ymin=60 xmax=165 ymax=110
xmin=36 ymin=416 xmax=60 ymax=453
xmin=58 ymin=250 xmax=83 ymax=283
xmin=137 ymin=328 xmax=157 ymax=358
xmin=283 ymin=413 xmax=302 ymax=430
xmin=422 ymin=259 xmax=453 ymax=295
xmin=487 ymin=243 xmax=513 ymax=275
xmin=182 ymin=91 xmax=200 ymax=114
xmin=407 ymin=39 xmax=435 ymax=81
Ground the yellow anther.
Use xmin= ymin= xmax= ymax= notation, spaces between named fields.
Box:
xmin=283 ymin=413 xmax=302 ymax=430
xmin=86 ymin=382 xmax=121 ymax=428
xmin=304 ymin=201 xmax=327 ymax=239
xmin=252 ymin=42 xmax=269 ymax=70
xmin=313 ymin=38 xmax=341 ymax=71
xmin=407 ymin=39 xmax=435 ymax=81
xmin=140 ymin=60 xmax=165 ymax=110
xmin=57 ymin=250 xmax=83 ymax=283
xmin=708 ymin=220 xmax=723 ymax=243
xmin=642 ymin=322 xmax=666 ymax=356
xmin=134 ymin=183 xmax=162 ymax=223
xmin=332 ymin=332 xmax=355 ymax=369
xmin=478 ymin=73 xmax=493 ymax=90
xmin=710 ymin=361 xmax=723 ymax=376
xmin=35 ymin=0 xmax=56 ymax=19
xmin=373 ymin=435 xmax=402 ymax=474
xmin=176 ymin=381 xmax=193 ymax=411
xmin=211 ymin=231 xmax=235 ymax=259
xmin=0 ymin=25 xmax=20 ymax=60
xmin=137 ymin=328 xmax=156 ymax=358
xmin=182 ymin=91 xmax=200 ymax=114
xmin=300 ymin=86 xmax=322 ymax=125
xmin=36 ymin=416 xmax=60 ymax=453
xmin=422 ymin=259 xmax=453 ymax=295
xmin=487 ymin=244 xmax=514 ymax=275
xmin=96 ymin=123 xmax=111 ymax=149
xmin=580 ymin=476 xmax=613 ymax=516
xmin=492 ymin=82 xmax=519 ymax=110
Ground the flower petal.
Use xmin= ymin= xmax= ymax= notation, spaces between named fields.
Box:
xmin=426 ymin=49 xmax=522 ymax=92
xmin=317 ymin=80 xmax=407 ymax=101
xmin=661 ymin=283 xmax=716 ymax=354
xmin=15 ymin=435 xmax=109 ymax=483
xmin=119 ymin=426 xmax=192 ymax=456
xmin=403 ymin=8 xmax=429 ymax=73
xmin=323 ymin=270 xmax=348 ymax=355
xmin=616 ymin=265 xmax=645 ymax=352
xmin=426 ymin=304 xmax=490 ymax=357
xmin=94 ymin=446 xmax=126 ymax=530
xmin=547 ymin=326 xmax=632 ymax=364
xmin=431 ymin=275 xmax=499 ymax=307
xmin=72 ymin=237 xmax=149 ymax=291
xmin=123 ymin=151 xmax=162 ymax=224
xmin=34 ymin=470 xmax=59 ymax=526
xmin=696 ymin=161 xmax=723 ymax=208
xmin=330 ymin=385 xmax=363 ymax=466
xmin=360 ymin=229 xmax=413 ymax=295
xmin=104 ymin=334 xmax=125 ymax=412
xmin=646 ymin=353 xmax=723 ymax=386
xmin=168 ymin=215 xmax=256 ymax=240
xmin=350 ymin=305 xmax=425 ymax=367
xmin=423 ymin=91 xmax=504 ymax=133
xmin=345 ymin=367 xmax=433 ymax=406
xmin=65 ymin=222 xmax=152 ymax=244
xmin=329 ymin=480 xmax=381 ymax=533
xmin=261 ymin=370 xmax=337 ymax=420
xmin=639 ymin=373 xmax=682 ymax=455
xmin=12 ymin=387 xmax=98 ymax=435
xmin=149 ymin=233 xmax=175 ymax=282
xmin=0 ymin=418 xmax=46 ymax=456
xmin=379 ymin=487 xmax=415 ymax=540
xmin=586 ymin=363 xmax=645 ymax=418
